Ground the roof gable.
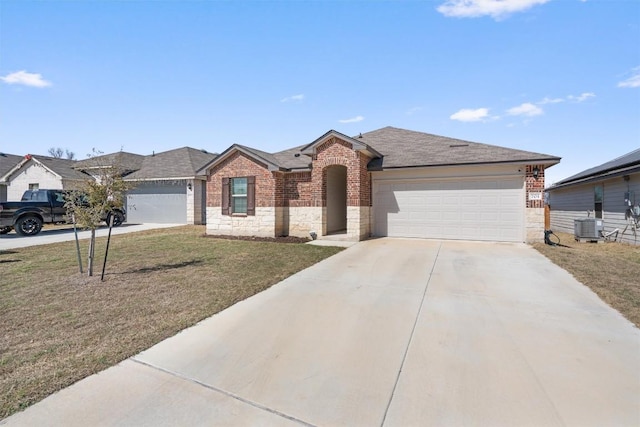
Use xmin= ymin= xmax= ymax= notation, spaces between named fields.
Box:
xmin=2 ymin=155 xmax=91 ymax=182
xmin=362 ymin=127 xmax=560 ymax=170
xmin=300 ymin=129 xmax=382 ymax=158
xmin=198 ymin=144 xmax=284 ymax=174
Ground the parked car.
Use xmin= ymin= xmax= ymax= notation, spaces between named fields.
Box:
xmin=0 ymin=189 xmax=125 ymax=236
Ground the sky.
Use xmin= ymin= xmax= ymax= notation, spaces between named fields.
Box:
xmin=0 ymin=0 xmax=638 ymax=187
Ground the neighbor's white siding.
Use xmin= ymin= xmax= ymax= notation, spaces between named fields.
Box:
xmin=549 ymin=173 xmax=640 ymax=245
xmin=6 ymin=161 xmax=63 ymax=200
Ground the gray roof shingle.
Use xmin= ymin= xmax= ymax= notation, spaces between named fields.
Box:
xmin=33 ymin=156 xmax=92 ymax=180
xmin=125 ymin=147 xmax=217 ymax=180
xmin=553 ymin=148 xmax=640 ymax=186
xmin=0 ymin=152 xmax=23 ymax=180
xmin=198 ymin=126 xmax=560 ymax=174
xmin=272 ymin=145 xmax=312 ymax=170
xmin=360 ymin=127 xmax=560 ymax=169
xmin=75 ymin=152 xmax=145 ymax=173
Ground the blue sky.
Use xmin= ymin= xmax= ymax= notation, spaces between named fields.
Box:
xmin=1 ymin=0 xmax=638 ymax=186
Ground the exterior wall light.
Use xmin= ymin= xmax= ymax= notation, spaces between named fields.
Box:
xmin=187 ymin=182 xmax=193 ymax=191
xmin=533 ymin=166 xmax=540 ymax=180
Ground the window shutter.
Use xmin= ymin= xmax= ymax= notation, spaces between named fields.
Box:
xmin=247 ymin=176 xmax=255 ymax=216
xmin=221 ymin=177 xmax=230 ymax=215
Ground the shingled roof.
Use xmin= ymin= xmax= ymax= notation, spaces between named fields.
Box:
xmin=125 ymin=147 xmax=217 ymax=180
xmin=0 ymin=152 xmax=23 ymax=181
xmin=361 ymin=127 xmax=560 ymax=170
xmin=551 ymin=148 xmax=640 ymax=188
xmin=199 ymin=126 xmax=560 ymax=174
xmin=75 ymin=152 xmax=145 ymax=174
xmin=30 ymin=155 xmax=91 ymax=181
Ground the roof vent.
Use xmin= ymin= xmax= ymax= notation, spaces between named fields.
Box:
xmin=294 ymin=153 xmax=300 ymax=157
xmin=358 ymin=133 xmax=363 ymax=138
xmin=449 ymin=144 xmax=469 ymax=148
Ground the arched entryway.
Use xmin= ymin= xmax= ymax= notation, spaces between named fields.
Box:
xmin=325 ymin=165 xmax=347 ymax=234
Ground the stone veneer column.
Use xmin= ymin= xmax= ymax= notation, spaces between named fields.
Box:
xmin=525 ymin=165 xmax=545 ymax=242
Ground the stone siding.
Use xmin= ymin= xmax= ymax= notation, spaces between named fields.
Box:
xmin=206 ymin=206 xmax=277 ymax=237
xmin=525 ymin=164 xmax=546 ymax=242
xmin=525 ymin=208 xmax=545 ymax=242
xmin=287 ymin=207 xmax=323 ymax=238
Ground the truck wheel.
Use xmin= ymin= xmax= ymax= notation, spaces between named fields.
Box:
xmin=0 ymin=226 xmax=12 ymax=235
xmin=15 ymin=215 xmax=43 ymax=236
xmin=107 ymin=211 xmax=125 ymax=227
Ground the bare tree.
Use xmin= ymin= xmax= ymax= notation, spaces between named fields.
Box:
xmin=48 ymin=147 xmax=76 ymax=160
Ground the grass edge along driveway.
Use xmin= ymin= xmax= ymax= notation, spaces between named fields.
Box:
xmin=0 ymin=225 xmax=343 ymax=419
xmin=532 ymin=231 xmax=640 ymax=328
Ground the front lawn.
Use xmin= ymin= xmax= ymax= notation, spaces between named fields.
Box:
xmin=532 ymin=232 xmax=640 ymax=328
xmin=0 ymin=226 xmax=343 ymax=419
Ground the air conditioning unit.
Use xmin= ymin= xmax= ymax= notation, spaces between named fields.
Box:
xmin=574 ymin=218 xmax=603 ymax=239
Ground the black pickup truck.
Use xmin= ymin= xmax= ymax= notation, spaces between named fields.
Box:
xmin=0 ymin=189 xmax=125 ymax=236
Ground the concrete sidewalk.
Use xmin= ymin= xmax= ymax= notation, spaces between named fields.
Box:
xmin=0 ymin=223 xmax=183 ymax=250
xmin=3 ymin=239 xmax=639 ymax=426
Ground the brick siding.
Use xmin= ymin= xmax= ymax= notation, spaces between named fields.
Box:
xmin=207 ymin=152 xmax=276 ymax=209
xmin=310 ymin=137 xmax=371 ymax=208
xmin=525 ymin=164 xmax=545 ymax=208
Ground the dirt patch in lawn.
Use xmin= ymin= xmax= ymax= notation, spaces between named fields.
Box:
xmin=0 ymin=225 xmax=343 ymax=419
xmin=532 ymin=231 xmax=640 ymax=328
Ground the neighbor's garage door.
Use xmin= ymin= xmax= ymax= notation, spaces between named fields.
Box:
xmin=126 ymin=182 xmax=187 ymax=224
xmin=373 ymin=177 xmax=524 ymax=242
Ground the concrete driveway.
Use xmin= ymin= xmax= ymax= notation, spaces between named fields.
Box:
xmin=3 ymin=239 xmax=639 ymax=426
xmin=0 ymin=223 xmax=183 ymax=250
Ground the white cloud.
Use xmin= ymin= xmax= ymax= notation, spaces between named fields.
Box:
xmin=567 ymin=92 xmax=595 ymax=102
xmin=406 ymin=106 xmax=422 ymax=115
xmin=538 ymin=97 xmax=564 ymax=105
xmin=450 ymin=108 xmax=490 ymax=122
xmin=437 ymin=0 xmax=550 ymax=20
xmin=0 ymin=70 xmax=51 ymax=88
xmin=280 ymin=93 xmax=304 ymax=103
xmin=507 ymin=102 xmax=543 ymax=117
xmin=338 ymin=115 xmax=364 ymax=124
xmin=618 ymin=67 xmax=640 ymax=88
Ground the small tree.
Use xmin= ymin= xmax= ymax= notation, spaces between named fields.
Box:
xmin=65 ymin=152 xmax=132 ymax=276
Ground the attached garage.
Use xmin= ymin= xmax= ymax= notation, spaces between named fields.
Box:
xmin=126 ymin=181 xmax=187 ymax=224
xmin=373 ymin=171 xmax=525 ymax=242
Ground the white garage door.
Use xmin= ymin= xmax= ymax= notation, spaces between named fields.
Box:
xmin=373 ymin=177 xmax=525 ymax=242
xmin=126 ymin=182 xmax=187 ymax=224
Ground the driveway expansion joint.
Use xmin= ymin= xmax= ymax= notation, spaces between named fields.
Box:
xmin=130 ymin=357 xmax=317 ymax=427
xmin=379 ymin=241 xmax=442 ymax=427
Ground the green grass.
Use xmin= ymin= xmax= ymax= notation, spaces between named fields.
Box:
xmin=0 ymin=225 xmax=343 ymax=419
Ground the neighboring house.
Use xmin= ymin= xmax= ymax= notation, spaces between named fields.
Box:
xmin=548 ymin=148 xmax=640 ymax=245
xmin=123 ymin=147 xmax=217 ymax=224
xmin=0 ymin=152 xmax=23 ymax=201
xmin=198 ymin=126 xmax=560 ymax=243
xmin=0 ymin=154 xmax=91 ymax=201
xmin=75 ymin=151 xmax=145 ymax=183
